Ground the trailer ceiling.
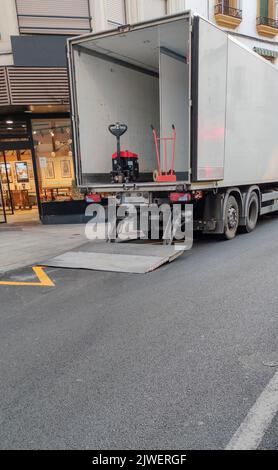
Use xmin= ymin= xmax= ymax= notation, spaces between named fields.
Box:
xmin=74 ymin=18 xmax=190 ymax=74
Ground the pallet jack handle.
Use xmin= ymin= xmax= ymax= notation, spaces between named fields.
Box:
xmin=109 ymin=123 xmax=128 ymax=167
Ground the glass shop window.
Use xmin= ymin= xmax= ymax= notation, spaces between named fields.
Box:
xmin=31 ymin=119 xmax=78 ymax=203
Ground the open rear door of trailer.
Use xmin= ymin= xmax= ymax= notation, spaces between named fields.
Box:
xmin=191 ymin=16 xmax=228 ymax=183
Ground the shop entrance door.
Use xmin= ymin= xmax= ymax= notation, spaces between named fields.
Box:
xmin=0 ymin=117 xmax=41 ymax=224
xmin=0 ymin=149 xmax=39 ymax=223
xmin=0 ymin=179 xmax=7 ymax=223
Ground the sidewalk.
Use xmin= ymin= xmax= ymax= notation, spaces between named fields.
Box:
xmin=0 ymin=222 xmax=87 ymax=274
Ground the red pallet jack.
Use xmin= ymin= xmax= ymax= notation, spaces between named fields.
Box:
xmin=151 ymin=124 xmax=177 ymax=182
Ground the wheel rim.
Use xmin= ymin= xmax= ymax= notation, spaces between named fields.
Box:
xmin=153 ymin=169 xmax=159 ymax=182
xmin=228 ymin=206 xmax=238 ymax=230
xmin=248 ymin=199 xmax=258 ymax=227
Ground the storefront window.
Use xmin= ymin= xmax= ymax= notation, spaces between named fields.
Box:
xmin=0 ymin=149 xmax=39 ymax=220
xmin=32 ymin=119 xmax=76 ymax=203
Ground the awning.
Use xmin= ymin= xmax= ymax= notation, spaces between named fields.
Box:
xmin=253 ymin=47 xmax=278 ymax=58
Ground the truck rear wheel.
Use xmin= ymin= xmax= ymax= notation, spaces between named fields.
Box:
xmin=242 ymin=192 xmax=259 ymax=233
xmin=223 ymin=195 xmax=239 ymax=240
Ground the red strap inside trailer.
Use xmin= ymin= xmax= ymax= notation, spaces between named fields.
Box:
xmin=112 ymin=151 xmax=138 ymax=159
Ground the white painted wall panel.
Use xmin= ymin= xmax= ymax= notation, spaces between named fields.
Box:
xmin=0 ymin=0 xmax=18 ymax=64
xmin=74 ymin=51 xmax=159 ymax=177
xmin=184 ymin=0 xmax=210 ymax=18
xmin=106 ymin=0 xmax=126 ymax=26
xmin=142 ymin=0 xmax=167 ymax=20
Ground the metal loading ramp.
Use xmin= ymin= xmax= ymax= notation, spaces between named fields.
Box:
xmin=43 ymin=241 xmax=185 ymax=274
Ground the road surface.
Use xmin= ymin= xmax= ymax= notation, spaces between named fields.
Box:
xmin=1 ymin=215 xmax=278 ymax=449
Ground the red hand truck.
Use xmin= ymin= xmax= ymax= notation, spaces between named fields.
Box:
xmin=151 ymin=124 xmax=177 ymax=183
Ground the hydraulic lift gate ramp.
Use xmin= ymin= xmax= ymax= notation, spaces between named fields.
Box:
xmin=43 ymin=241 xmax=186 ymax=274
xmin=43 ymin=206 xmax=191 ymax=274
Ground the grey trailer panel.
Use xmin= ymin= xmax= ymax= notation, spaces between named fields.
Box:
xmin=160 ymin=50 xmax=189 ymax=173
xmin=194 ymin=17 xmax=228 ymax=182
xmin=222 ymin=37 xmax=278 ymax=187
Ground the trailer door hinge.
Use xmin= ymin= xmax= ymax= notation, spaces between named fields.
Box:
xmin=118 ymin=24 xmax=131 ymax=33
xmin=189 ymin=99 xmax=193 ymax=107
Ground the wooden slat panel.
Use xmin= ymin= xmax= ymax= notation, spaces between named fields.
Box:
xmin=7 ymin=67 xmax=69 ymax=105
xmin=0 ymin=68 xmax=10 ymax=106
xmin=18 ymin=18 xmax=91 ymax=35
xmin=16 ymin=0 xmax=91 ymax=35
xmin=16 ymin=0 xmax=89 ymax=16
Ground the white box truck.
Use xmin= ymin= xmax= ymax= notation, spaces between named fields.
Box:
xmin=67 ymin=11 xmax=278 ymax=240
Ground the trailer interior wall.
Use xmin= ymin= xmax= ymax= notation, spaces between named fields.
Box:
xmin=70 ymin=17 xmax=191 ymax=186
xmin=73 ymin=49 xmax=159 ymax=183
xmin=194 ymin=17 xmax=278 ymax=187
xmin=160 ymin=50 xmax=189 ymax=174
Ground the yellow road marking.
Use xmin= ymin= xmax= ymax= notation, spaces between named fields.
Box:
xmin=0 ymin=266 xmax=55 ymax=287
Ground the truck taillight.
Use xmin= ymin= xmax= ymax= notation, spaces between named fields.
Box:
xmin=170 ymin=192 xmax=192 ymax=203
xmin=86 ymin=193 xmax=102 ymax=203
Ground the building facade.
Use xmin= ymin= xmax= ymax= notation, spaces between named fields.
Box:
xmin=1 ymin=1 xmax=278 ymax=224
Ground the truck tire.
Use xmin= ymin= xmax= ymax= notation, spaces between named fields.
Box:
xmin=242 ymin=192 xmax=259 ymax=233
xmin=223 ymin=195 xmax=239 ymax=240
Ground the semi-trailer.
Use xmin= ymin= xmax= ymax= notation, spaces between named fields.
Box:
xmin=67 ymin=11 xmax=278 ymax=241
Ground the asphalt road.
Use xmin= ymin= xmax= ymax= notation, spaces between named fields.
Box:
xmin=1 ymin=215 xmax=278 ymax=450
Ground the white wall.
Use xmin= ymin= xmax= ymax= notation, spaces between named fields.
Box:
xmin=1 ymin=0 xmax=278 ymax=67
xmin=89 ymin=0 xmax=108 ymax=32
xmin=184 ymin=0 xmax=211 ymax=18
xmin=184 ymin=0 xmax=278 ymax=45
xmin=89 ymin=0 xmax=278 ymax=45
xmin=0 ymin=0 xmax=18 ymax=65
xmin=148 ymin=0 xmax=278 ymax=68
xmin=141 ymin=0 xmax=167 ymax=20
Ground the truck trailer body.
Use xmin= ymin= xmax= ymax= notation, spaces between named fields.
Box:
xmin=67 ymin=12 xmax=278 ymax=240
